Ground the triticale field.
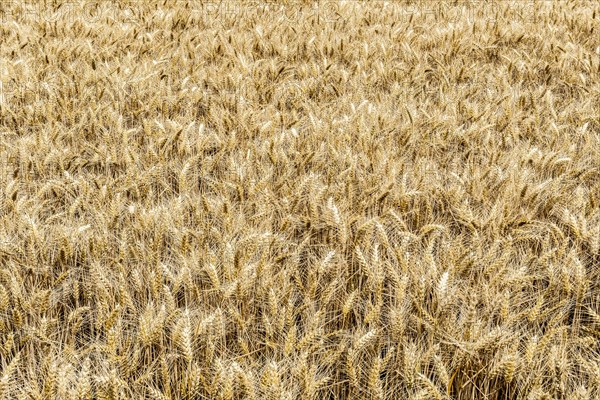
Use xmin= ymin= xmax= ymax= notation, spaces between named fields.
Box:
xmin=1 ymin=1 xmax=600 ymax=399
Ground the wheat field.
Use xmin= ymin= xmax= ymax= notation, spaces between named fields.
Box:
xmin=0 ymin=1 xmax=599 ymax=399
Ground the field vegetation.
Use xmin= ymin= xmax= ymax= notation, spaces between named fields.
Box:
xmin=0 ymin=1 xmax=599 ymax=399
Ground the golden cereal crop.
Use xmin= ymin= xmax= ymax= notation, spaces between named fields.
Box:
xmin=0 ymin=1 xmax=599 ymax=399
